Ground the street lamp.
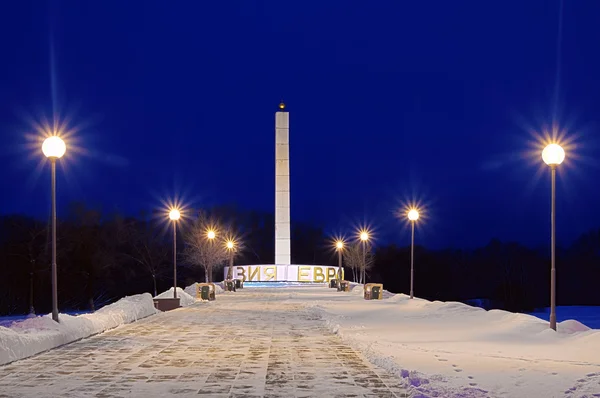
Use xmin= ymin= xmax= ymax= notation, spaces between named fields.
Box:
xmin=42 ymin=136 xmax=66 ymax=323
xmin=542 ymin=143 xmax=565 ymax=331
xmin=226 ymin=240 xmax=235 ymax=280
xmin=206 ymin=229 xmax=216 ymax=281
xmin=335 ymin=240 xmax=344 ymax=283
xmin=169 ymin=208 xmax=181 ymax=299
xmin=407 ymin=208 xmax=420 ymax=299
xmin=359 ymin=231 xmax=369 ymax=284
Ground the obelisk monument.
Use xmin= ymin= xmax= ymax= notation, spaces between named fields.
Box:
xmin=223 ymin=104 xmax=343 ymax=283
xmin=275 ymin=102 xmax=291 ymax=267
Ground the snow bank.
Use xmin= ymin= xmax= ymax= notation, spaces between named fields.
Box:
xmin=184 ymin=283 xmax=198 ymax=298
xmin=296 ymin=287 xmax=600 ymax=398
xmin=214 ymin=283 xmax=224 ymax=294
xmin=346 ymin=283 xmax=395 ymax=299
xmin=529 ymin=306 xmax=600 ymax=329
xmin=0 ymin=314 xmax=37 ymax=328
xmin=184 ymin=282 xmax=224 ymax=299
xmin=155 ymin=287 xmax=196 ymax=306
xmin=0 ymin=293 xmax=157 ymax=366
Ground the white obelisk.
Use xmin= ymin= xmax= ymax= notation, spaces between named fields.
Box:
xmin=275 ymin=102 xmax=291 ymax=273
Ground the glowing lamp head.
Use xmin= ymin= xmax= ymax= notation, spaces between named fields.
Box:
xmin=408 ymin=209 xmax=419 ymax=221
xmin=169 ymin=209 xmax=181 ymax=221
xmin=542 ymin=143 xmax=565 ymax=166
xmin=226 ymin=240 xmax=234 ymax=250
xmin=336 ymin=241 xmax=344 ymax=250
xmin=42 ymin=136 xmax=66 ymax=159
xmin=360 ymin=232 xmax=369 ymax=241
xmin=207 ymin=230 xmax=216 ymax=240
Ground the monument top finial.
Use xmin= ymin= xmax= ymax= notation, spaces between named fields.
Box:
xmin=278 ymin=101 xmax=285 ymax=110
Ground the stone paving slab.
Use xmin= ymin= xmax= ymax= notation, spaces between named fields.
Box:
xmin=0 ymin=289 xmax=409 ymax=397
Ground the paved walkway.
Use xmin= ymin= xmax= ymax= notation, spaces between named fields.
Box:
xmin=0 ymin=289 xmax=408 ymax=398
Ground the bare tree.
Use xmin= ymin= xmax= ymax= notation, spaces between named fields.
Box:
xmin=343 ymin=242 xmax=374 ymax=283
xmin=66 ymin=203 xmax=125 ymax=312
xmin=8 ymin=217 xmax=49 ymax=315
xmin=343 ymin=243 xmax=360 ymax=283
xmin=121 ymin=218 xmax=169 ymax=296
xmin=182 ymin=212 xmax=230 ymax=282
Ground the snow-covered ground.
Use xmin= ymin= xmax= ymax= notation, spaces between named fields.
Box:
xmin=0 ymin=281 xmax=233 ymax=367
xmin=1 ymin=285 xmax=599 ymax=397
xmin=0 ymin=293 xmax=158 ymax=366
xmin=300 ymin=286 xmax=600 ymax=398
xmin=0 ymin=288 xmax=408 ymax=398
xmin=0 ymin=283 xmax=214 ymax=366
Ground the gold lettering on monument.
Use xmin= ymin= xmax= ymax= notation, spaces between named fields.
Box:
xmin=248 ymin=266 xmax=260 ymax=281
xmin=236 ymin=266 xmax=246 ymax=282
xmin=298 ymin=266 xmax=311 ymax=282
xmin=314 ymin=267 xmax=325 ymax=283
xmin=326 ymin=267 xmax=336 ymax=282
xmin=228 ymin=265 xmax=345 ymax=282
xmin=264 ymin=266 xmax=276 ymax=281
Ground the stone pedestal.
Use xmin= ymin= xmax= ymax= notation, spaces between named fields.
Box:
xmin=153 ymin=297 xmax=181 ymax=311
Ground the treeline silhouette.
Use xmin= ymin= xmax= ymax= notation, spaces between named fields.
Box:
xmin=1 ymin=201 xmax=599 ymax=316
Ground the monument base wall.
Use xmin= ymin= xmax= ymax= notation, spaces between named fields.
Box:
xmin=224 ymin=264 xmax=343 ymax=283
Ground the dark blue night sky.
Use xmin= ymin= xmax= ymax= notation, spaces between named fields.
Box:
xmin=1 ymin=0 xmax=599 ymax=250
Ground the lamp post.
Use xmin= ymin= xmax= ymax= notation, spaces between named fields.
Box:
xmin=169 ymin=208 xmax=180 ymax=298
xmin=359 ymin=231 xmax=369 ymax=284
xmin=407 ymin=209 xmax=420 ymax=299
xmin=542 ymin=143 xmax=565 ymax=331
xmin=335 ymin=240 xmax=344 ymax=283
xmin=42 ymin=136 xmax=66 ymax=323
xmin=207 ymin=230 xmax=216 ymax=282
xmin=226 ymin=240 xmax=234 ymax=280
